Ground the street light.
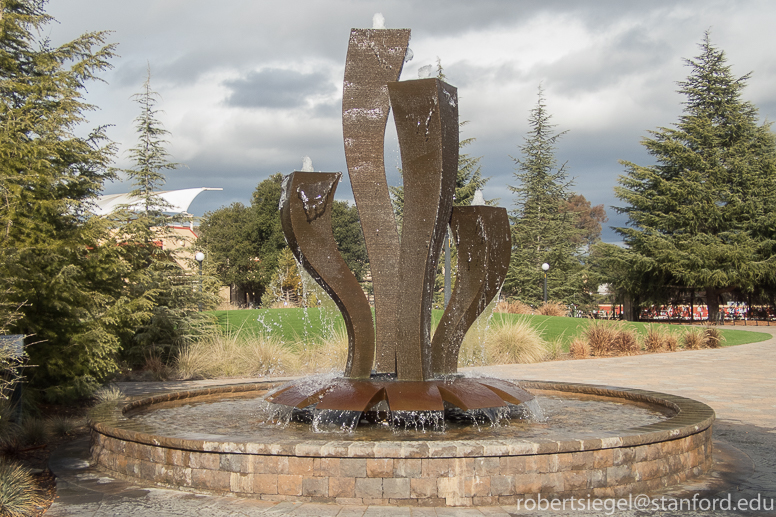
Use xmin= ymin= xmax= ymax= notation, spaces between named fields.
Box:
xmin=195 ymin=252 xmax=205 ymax=311
xmin=542 ymin=263 xmax=550 ymax=304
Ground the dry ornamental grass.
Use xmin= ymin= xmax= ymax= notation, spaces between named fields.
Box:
xmin=538 ymin=301 xmax=568 ymax=317
xmin=569 ymin=338 xmax=590 ymax=359
xmin=682 ymin=327 xmax=705 ymax=350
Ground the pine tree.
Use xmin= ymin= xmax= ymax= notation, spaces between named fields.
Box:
xmin=112 ymin=70 xmax=215 ymax=363
xmin=505 ymin=88 xmax=589 ymax=306
xmin=0 ymin=0 xmax=126 ymax=400
xmin=614 ymin=32 xmax=776 ymax=322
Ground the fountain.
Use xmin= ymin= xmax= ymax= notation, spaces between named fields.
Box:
xmin=89 ymin=26 xmax=715 ymax=506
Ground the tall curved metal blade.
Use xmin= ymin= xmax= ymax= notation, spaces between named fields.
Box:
xmin=342 ymin=29 xmax=411 ymax=373
xmin=279 ymin=171 xmax=375 ymax=379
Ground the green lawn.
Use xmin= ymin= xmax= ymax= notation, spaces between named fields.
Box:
xmin=213 ymin=308 xmax=771 ymax=350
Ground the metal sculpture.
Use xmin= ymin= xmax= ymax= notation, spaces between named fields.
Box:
xmin=268 ymin=27 xmax=533 ymax=421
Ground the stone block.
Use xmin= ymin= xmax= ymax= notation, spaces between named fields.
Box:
xmin=230 ymin=472 xmax=253 ymax=493
xmin=562 ymin=470 xmax=587 ymax=491
xmin=220 ymin=454 xmax=243 ymax=473
xmin=189 ymin=452 xmax=219 ymax=470
xmin=473 ymin=457 xmax=500 ymax=476
xmin=410 ymin=477 xmax=437 ymax=498
xmin=571 ymin=451 xmax=595 ymax=471
xmin=329 ymin=476 xmax=355 ymax=498
xmin=472 ymin=496 xmax=497 ymax=506
xmin=340 ymin=458 xmax=367 ymax=478
xmin=593 ymin=449 xmax=614 ymax=469
xmin=318 ymin=458 xmax=341 ymax=477
xmin=513 ymin=473 xmax=542 ymax=494
xmin=355 ymin=477 xmax=382 ymax=498
xmin=539 ymin=472 xmax=563 ymax=493
xmin=500 ymin=456 xmax=527 ymax=474
xmin=490 ymin=475 xmax=515 ymax=496
xmin=606 ymin=464 xmax=635 ymax=485
xmin=382 ymin=478 xmax=410 ymax=499
xmin=253 ymin=473 xmax=278 ymax=495
xmin=613 ymin=447 xmax=636 ymax=466
xmin=302 ymin=477 xmax=328 ymax=497
xmin=278 ymin=474 xmax=303 ymax=495
xmin=464 ymin=476 xmax=490 ymax=497
xmin=288 ymin=457 xmax=314 ymax=476
xmin=393 ymin=458 xmax=422 ymax=478
xmin=421 ymin=458 xmax=451 ymax=478
xmin=366 ymin=458 xmax=393 ymax=478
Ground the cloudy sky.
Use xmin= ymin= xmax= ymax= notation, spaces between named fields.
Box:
xmin=46 ymin=0 xmax=776 ymax=243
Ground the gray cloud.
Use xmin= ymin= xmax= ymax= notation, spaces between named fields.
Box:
xmin=223 ymin=69 xmax=336 ymax=109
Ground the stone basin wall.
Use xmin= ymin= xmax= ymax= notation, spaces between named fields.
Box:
xmin=90 ymin=381 xmax=714 ymax=507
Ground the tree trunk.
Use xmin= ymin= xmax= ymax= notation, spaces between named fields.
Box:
xmin=706 ymin=286 xmax=722 ymax=324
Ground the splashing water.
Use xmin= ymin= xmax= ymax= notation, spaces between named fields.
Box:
xmin=417 ymin=64 xmax=433 ymax=78
xmin=312 ymin=409 xmax=363 ymax=433
xmin=301 ymin=156 xmax=314 ymax=172
xmin=372 ymin=13 xmax=385 ymax=29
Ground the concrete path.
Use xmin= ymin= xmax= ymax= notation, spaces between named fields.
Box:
xmin=46 ymin=327 xmax=776 ymax=516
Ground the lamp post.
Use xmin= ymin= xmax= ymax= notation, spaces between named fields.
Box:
xmin=542 ymin=262 xmax=550 ymax=304
xmin=195 ymin=252 xmax=205 ymax=312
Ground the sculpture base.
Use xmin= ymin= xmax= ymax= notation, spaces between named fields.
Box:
xmin=265 ymin=375 xmax=534 ymax=418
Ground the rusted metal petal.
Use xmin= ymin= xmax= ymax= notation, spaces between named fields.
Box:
xmin=384 ymin=381 xmax=445 ymax=411
xmin=478 ymin=378 xmax=536 ymax=405
xmin=315 ymin=380 xmax=386 ymax=411
xmin=436 ymin=378 xmax=507 ymax=411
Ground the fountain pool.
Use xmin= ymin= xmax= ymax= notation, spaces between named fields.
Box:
xmin=90 ymin=379 xmax=713 ymax=506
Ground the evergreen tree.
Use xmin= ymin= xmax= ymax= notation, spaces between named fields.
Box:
xmin=505 ymin=88 xmax=590 ymax=307
xmin=0 ymin=0 xmax=127 ymax=400
xmin=614 ymin=33 xmax=776 ymax=322
xmin=112 ymin=70 xmax=216 ymax=363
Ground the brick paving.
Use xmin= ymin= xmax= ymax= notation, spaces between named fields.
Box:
xmin=47 ymin=327 xmax=776 ymax=516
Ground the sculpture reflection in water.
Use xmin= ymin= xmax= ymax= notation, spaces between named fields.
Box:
xmin=267 ymin=27 xmax=535 ymax=430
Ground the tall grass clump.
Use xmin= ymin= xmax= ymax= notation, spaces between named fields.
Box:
xmin=583 ymin=319 xmax=618 ymax=356
xmin=544 ymin=337 xmax=565 ymax=360
xmin=294 ymin=327 xmax=349 ymax=374
xmin=93 ymin=385 xmax=125 ymax=404
xmin=664 ymin=333 xmax=679 ymax=352
xmin=537 ymin=301 xmax=567 ymax=317
xmin=703 ymin=325 xmax=724 ymax=348
xmin=494 ymin=300 xmax=534 ymax=315
xmin=569 ymin=338 xmax=590 ymax=359
xmin=611 ymin=324 xmax=641 ymax=355
xmin=484 ymin=318 xmax=547 ymax=364
xmin=643 ymin=325 xmax=666 ymax=352
xmin=682 ymin=327 xmax=705 ymax=350
xmin=0 ymin=459 xmax=44 ymax=517
xmin=176 ymin=330 xmax=293 ymax=379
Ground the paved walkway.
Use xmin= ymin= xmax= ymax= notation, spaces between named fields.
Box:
xmin=47 ymin=327 xmax=776 ymax=516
